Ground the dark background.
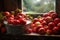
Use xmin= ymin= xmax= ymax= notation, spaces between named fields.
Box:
xmin=0 ymin=0 xmax=21 ymax=11
xmin=56 ymin=0 xmax=60 ymax=17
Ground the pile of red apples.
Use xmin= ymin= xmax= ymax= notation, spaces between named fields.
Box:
xmin=3 ymin=11 xmax=26 ymax=25
xmin=26 ymin=10 xmax=60 ymax=35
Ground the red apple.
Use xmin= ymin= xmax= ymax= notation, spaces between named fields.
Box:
xmin=35 ymin=21 xmax=41 ymax=26
xmin=15 ymin=15 xmax=23 ymax=20
xmin=30 ymin=23 xmax=36 ymax=28
xmin=38 ymin=17 xmax=44 ymax=23
xmin=18 ymin=13 xmax=26 ymax=16
xmin=49 ymin=10 xmax=55 ymax=13
xmin=6 ymin=15 xmax=14 ymax=19
xmin=27 ymin=28 xmax=33 ymax=33
xmin=10 ymin=15 xmax=14 ymax=18
xmin=37 ymin=25 xmax=43 ymax=28
xmin=46 ymin=29 xmax=53 ymax=35
xmin=8 ymin=19 xmax=14 ymax=24
xmin=48 ymin=22 xmax=55 ymax=29
xmin=45 ymin=16 xmax=53 ymax=23
xmin=53 ymin=27 xmax=59 ymax=33
xmin=38 ymin=27 xmax=46 ymax=35
xmin=51 ymin=13 xmax=57 ymax=19
xmin=54 ymin=18 xmax=60 ymax=24
xmin=13 ymin=20 xmax=18 ymax=25
xmin=8 ymin=17 xmax=14 ymax=20
xmin=44 ymin=25 xmax=48 ymax=31
xmin=16 ymin=20 xmax=20 ymax=24
xmin=42 ymin=20 xmax=47 ymax=26
xmin=32 ymin=25 xmax=43 ymax=33
xmin=20 ymin=18 xmax=26 ymax=25
xmin=43 ymin=13 xmax=50 ymax=17
xmin=57 ymin=23 xmax=60 ymax=28
xmin=3 ymin=11 xmax=10 ymax=16
xmin=32 ymin=27 xmax=37 ymax=33
xmin=17 ymin=13 xmax=26 ymax=18
xmin=33 ymin=18 xmax=38 ymax=23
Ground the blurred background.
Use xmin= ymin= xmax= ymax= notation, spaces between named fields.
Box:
xmin=0 ymin=0 xmax=21 ymax=11
xmin=23 ymin=0 xmax=55 ymax=14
